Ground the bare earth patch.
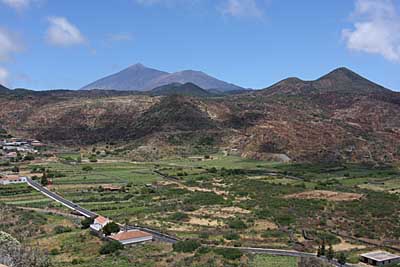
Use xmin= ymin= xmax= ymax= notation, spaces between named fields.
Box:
xmin=284 ymin=190 xmax=363 ymax=201
xmin=253 ymin=219 xmax=279 ymax=231
xmin=188 ymin=206 xmax=250 ymax=219
xmin=333 ymin=238 xmax=366 ymax=251
xmin=188 ymin=217 xmax=223 ymax=227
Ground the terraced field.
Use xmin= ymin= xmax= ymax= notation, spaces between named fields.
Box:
xmin=1 ymin=153 xmax=400 ymax=266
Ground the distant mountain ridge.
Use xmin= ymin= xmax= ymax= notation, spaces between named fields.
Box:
xmin=262 ymin=67 xmax=389 ymax=96
xmin=81 ymin=63 xmax=244 ymax=92
xmin=2 ymin=67 xmax=400 ymax=163
xmin=0 ymin=84 xmax=9 ymax=92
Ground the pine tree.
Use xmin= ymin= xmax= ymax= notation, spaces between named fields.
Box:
xmin=320 ymin=239 xmax=326 ymax=256
xmin=317 ymin=246 xmax=321 ymax=257
xmin=327 ymin=244 xmax=334 ymax=261
xmin=338 ymin=252 xmax=347 ymax=266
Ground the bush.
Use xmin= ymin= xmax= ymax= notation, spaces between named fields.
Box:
xmin=81 ymin=217 xmax=94 ymax=229
xmin=172 ymin=240 xmax=201 ymax=253
xmin=99 ymin=241 xmax=124 ymax=255
xmin=102 ymin=222 xmax=120 ymax=236
xmin=50 ymin=248 xmax=60 ymax=255
xmin=53 ymin=225 xmax=72 ymax=234
xmin=169 ymin=212 xmax=189 ymax=222
xmin=82 ymin=166 xmax=93 ymax=172
xmin=228 ymin=219 xmax=247 ymax=229
xmin=214 ymin=247 xmax=243 ymax=260
xmin=223 ymin=232 xmax=240 ymax=240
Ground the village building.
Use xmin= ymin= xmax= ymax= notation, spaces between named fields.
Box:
xmin=360 ymin=251 xmax=400 ymax=266
xmin=109 ymin=230 xmax=153 ymax=245
xmin=90 ymin=216 xmax=110 ymax=232
xmin=102 ymin=185 xmax=122 ymax=191
xmin=0 ymin=175 xmax=27 ymax=185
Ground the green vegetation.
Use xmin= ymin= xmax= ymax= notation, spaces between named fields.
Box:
xmin=99 ymin=241 xmax=124 ymax=255
xmin=1 ymin=154 xmax=400 ymax=266
xmin=251 ymin=255 xmax=297 ymax=267
xmin=173 ymin=240 xmax=201 ymax=253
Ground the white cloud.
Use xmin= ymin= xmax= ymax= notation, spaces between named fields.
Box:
xmin=221 ymin=0 xmax=263 ymax=18
xmin=342 ymin=0 xmax=400 ymax=62
xmin=1 ymin=0 xmax=31 ymax=11
xmin=0 ymin=28 xmax=23 ymax=62
xmin=0 ymin=67 xmax=9 ymax=86
xmin=46 ymin=17 xmax=86 ymax=47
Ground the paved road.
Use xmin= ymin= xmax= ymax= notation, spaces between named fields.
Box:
xmin=26 ymin=177 xmax=98 ymax=218
xmin=26 ymin=178 xmax=354 ymax=262
xmin=26 ymin=177 xmax=179 ymax=243
xmin=127 ymin=225 xmax=179 ymax=244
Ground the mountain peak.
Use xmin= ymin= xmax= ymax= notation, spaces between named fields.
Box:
xmin=262 ymin=67 xmax=390 ymax=95
xmin=128 ymin=63 xmax=146 ymax=69
xmin=81 ymin=65 xmax=243 ymax=92
xmin=317 ymin=67 xmax=362 ymax=82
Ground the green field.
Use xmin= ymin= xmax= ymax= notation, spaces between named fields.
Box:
xmin=2 ymin=153 xmax=400 ymax=266
xmin=251 ymin=255 xmax=298 ymax=267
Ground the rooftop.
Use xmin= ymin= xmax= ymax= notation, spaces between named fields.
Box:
xmin=0 ymin=175 xmax=22 ymax=181
xmin=94 ymin=216 xmax=109 ymax=225
xmin=110 ymin=230 xmax=152 ymax=241
xmin=361 ymin=251 xmax=400 ymax=262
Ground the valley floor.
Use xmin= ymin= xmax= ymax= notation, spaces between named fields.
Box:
xmin=1 ymin=151 xmax=400 ymax=266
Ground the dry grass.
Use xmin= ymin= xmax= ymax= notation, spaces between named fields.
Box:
xmin=284 ymin=190 xmax=363 ymax=201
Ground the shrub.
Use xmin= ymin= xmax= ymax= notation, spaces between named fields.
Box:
xmin=169 ymin=212 xmax=189 ymax=222
xmin=53 ymin=225 xmax=72 ymax=234
xmin=102 ymin=222 xmax=120 ymax=236
xmin=223 ymin=232 xmax=240 ymax=240
xmin=172 ymin=240 xmax=201 ymax=253
xmin=82 ymin=166 xmax=93 ymax=172
xmin=50 ymin=248 xmax=60 ymax=255
xmin=228 ymin=219 xmax=247 ymax=229
xmin=99 ymin=241 xmax=124 ymax=255
xmin=81 ymin=217 xmax=94 ymax=229
xmin=214 ymin=247 xmax=243 ymax=260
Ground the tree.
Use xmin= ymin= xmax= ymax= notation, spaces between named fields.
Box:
xmin=102 ymin=222 xmax=120 ymax=236
xmin=81 ymin=217 xmax=94 ymax=229
xmin=320 ymin=239 xmax=326 ymax=256
xmin=99 ymin=241 xmax=123 ymax=255
xmin=317 ymin=246 xmax=322 ymax=257
xmin=327 ymin=244 xmax=334 ymax=261
xmin=338 ymin=252 xmax=347 ymax=266
xmin=11 ymin=166 xmax=19 ymax=173
xmin=40 ymin=175 xmax=49 ymax=186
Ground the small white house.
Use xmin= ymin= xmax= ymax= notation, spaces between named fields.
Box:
xmin=0 ymin=175 xmax=27 ymax=185
xmin=109 ymin=230 xmax=153 ymax=245
xmin=360 ymin=251 xmax=400 ymax=266
xmin=90 ymin=216 xmax=110 ymax=232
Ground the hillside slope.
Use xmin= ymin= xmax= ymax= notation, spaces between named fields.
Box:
xmin=1 ymin=67 xmax=400 ymax=163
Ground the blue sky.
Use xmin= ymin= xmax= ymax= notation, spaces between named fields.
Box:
xmin=0 ymin=0 xmax=399 ymax=90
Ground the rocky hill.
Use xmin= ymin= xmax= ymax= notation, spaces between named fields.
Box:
xmin=1 ymin=67 xmax=399 ymax=163
xmin=150 ymin=83 xmax=213 ymax=97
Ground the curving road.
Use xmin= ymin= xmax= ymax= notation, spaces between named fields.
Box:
xmin=26 ymin=178 xmax=353 ymax=264
xmin=26 ymin=177 xmax=179 ymax=243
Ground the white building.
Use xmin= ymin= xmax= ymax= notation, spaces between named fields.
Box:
xmin=90 ymin=216 xmax=110 ymax=232
xmin=109 ymin=230 xmax=153 ymax=245
xmin=0 ymin=175 xmax=27 ymax=185
xmin=360 ymin=251 xmax=400 ymax=266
